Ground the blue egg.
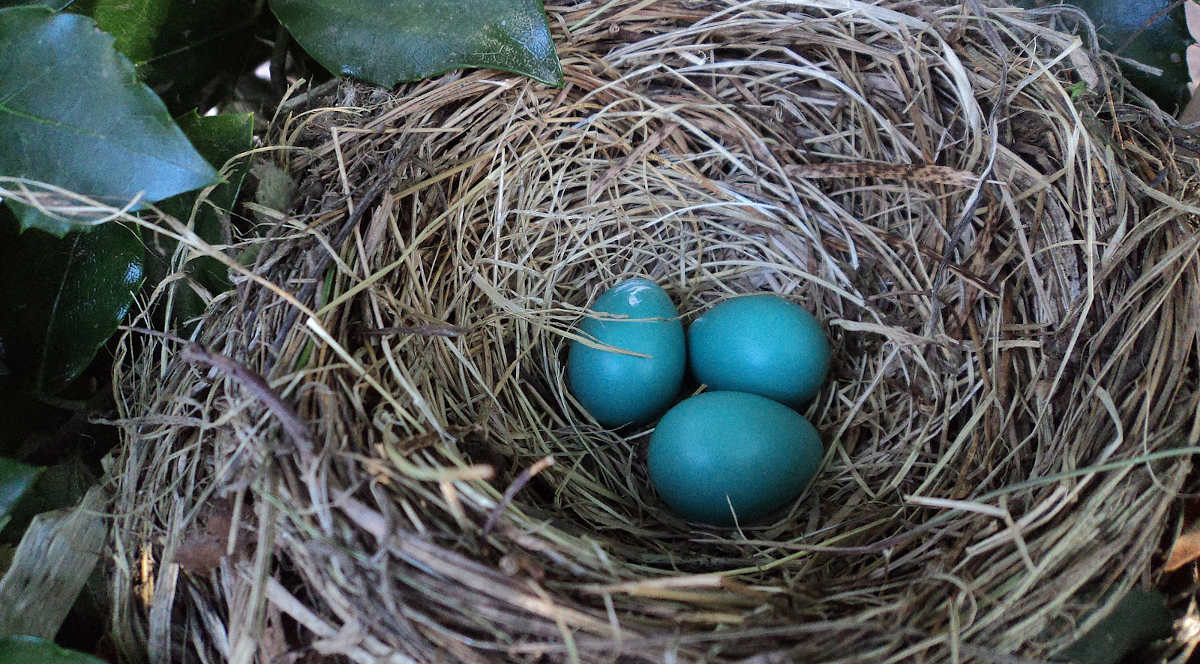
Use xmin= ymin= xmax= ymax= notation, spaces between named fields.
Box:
xmin=647 ymin=391 xmax=823 ymax=526
xmin=567 ymin=278 xmax=685 ymax=427
xmin=688 ymin=294 xmax=830 ymax=407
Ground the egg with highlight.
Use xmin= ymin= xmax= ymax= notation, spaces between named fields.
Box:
xmin=567 ymin=278 xmax=685 ymax=427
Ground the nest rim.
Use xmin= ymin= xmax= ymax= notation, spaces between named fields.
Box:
xmin=104 ymin=2 xmax=1200 ymax=663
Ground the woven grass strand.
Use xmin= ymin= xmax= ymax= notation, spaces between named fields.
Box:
xmin=109 ymin=2 xmax=1199 ymax=662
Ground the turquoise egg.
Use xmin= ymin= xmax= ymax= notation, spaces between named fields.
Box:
xmin=647 ymin=391 xmax=823 ymax=526
xmin=688 ymin=294 xmax=830 ymax=407
xmin=567 ymin=278 xmax=685 ymax=427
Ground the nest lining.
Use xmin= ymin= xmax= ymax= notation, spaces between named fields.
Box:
xmin=108 ymin=2 xmax=1200 ymax=662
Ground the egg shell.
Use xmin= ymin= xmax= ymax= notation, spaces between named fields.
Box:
xmin=647 ymin=391 xmax=823 ymax=526
xmin=567 ymin=278 xmax=685 ymax=427
xmin=687 ymin=294 xmax=830 ymax=407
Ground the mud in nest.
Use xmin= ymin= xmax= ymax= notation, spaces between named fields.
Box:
xmin=108 ymin=2 xmax=1200 ymax=662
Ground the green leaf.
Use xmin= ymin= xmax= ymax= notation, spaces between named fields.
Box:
xmin=0 ymin=218 xmax=145 ymax=395
xmin=1 ymin=459 xmax=92 ymax=543
xmin=148 ymin=110 xmax=253 ymax=327
xmin=0 ymin=458 xmax=41 ymax=527
xmin=1059 ymin=589 xmax=1173 ymax=664
xmin=70 ymin=0 xmax=270 ymax=114
xmin=1068 ymin=0 xmax=1192 ymax=112
xmin=161 ymin=110 xmax=253 ymax=255
xmin=0 ymin=635 xmax=108 ymax=664
xmin=75 ymin=0 xmax=170 ymax=64
xmin=268 ymin=0 xmax=563 ymax=87
xmin=0 ymin=6 xmax=218 ymax=235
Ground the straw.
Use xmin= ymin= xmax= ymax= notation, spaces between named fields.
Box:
xmin=107 ymin=2 xmax=1200 ymax=662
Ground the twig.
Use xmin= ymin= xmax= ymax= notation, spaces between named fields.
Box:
xmin=482 ymin=456 xmax=555 ymax=536
xmin=785 ymin=162 xmax=982 ymax=187
xmin=123 ymin=325 xmax=316 ymax=461
xmin=181 ymin=343 xmax=315 ymax=463
xmin=362 ymin=323 xmax=471 ymax=338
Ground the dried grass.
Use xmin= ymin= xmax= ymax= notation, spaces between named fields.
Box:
xmin=106 ymin=1 xmax=1200 ymax=662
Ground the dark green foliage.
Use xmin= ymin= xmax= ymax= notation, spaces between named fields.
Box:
xmin=0 ymin=636 xmax=108 ymax=664
xmin=1031 ymin=0 xmax=1194 ymax=112
xmin=1085 ymin=0 xmax=1191 ymax=111
xmin=0 ymin=458 xmax=92 ymax=542
xmin=0 ymin=216 xmax=145 ymax=395
xmin=269 ymin=0 xmax=563 ymax=86
xmin=1059 ymin=589 xmax=1173 ymax=664
xmin=0 ymin=6 xmax=218 ymax=235
xmin=71 ymin=0 xmax=272 ymax=114
xmin=149 ymin=110 xmax=253 ymax=328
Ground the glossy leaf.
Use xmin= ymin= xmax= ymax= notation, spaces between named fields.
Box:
xmin=149 ymin=110 xmax=253 ymax=327
xmin=0 ymin=218 xmax=145 ymax=394
xmin=0 ymin=635 xmax=108 ymax=664
xmin=0 ymin=6 xmax=218 ymax=235
xmin=0 ymin=458 xmax=41 ymax=528
xmin=71 ymin=0 xmax=269 ymax=114
xmin=269 ymin=0 xmax=563 ymax=86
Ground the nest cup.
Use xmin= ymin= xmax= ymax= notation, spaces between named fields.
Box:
xmin=111 ymin=2 xmax=1200 ymax=662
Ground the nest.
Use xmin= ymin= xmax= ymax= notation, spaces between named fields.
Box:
xmin=110 ymin=2 xmax=1200 ymax=662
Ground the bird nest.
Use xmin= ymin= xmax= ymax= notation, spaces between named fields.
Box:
xmin=109 ymin=1 xmax=1200 ymax=662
